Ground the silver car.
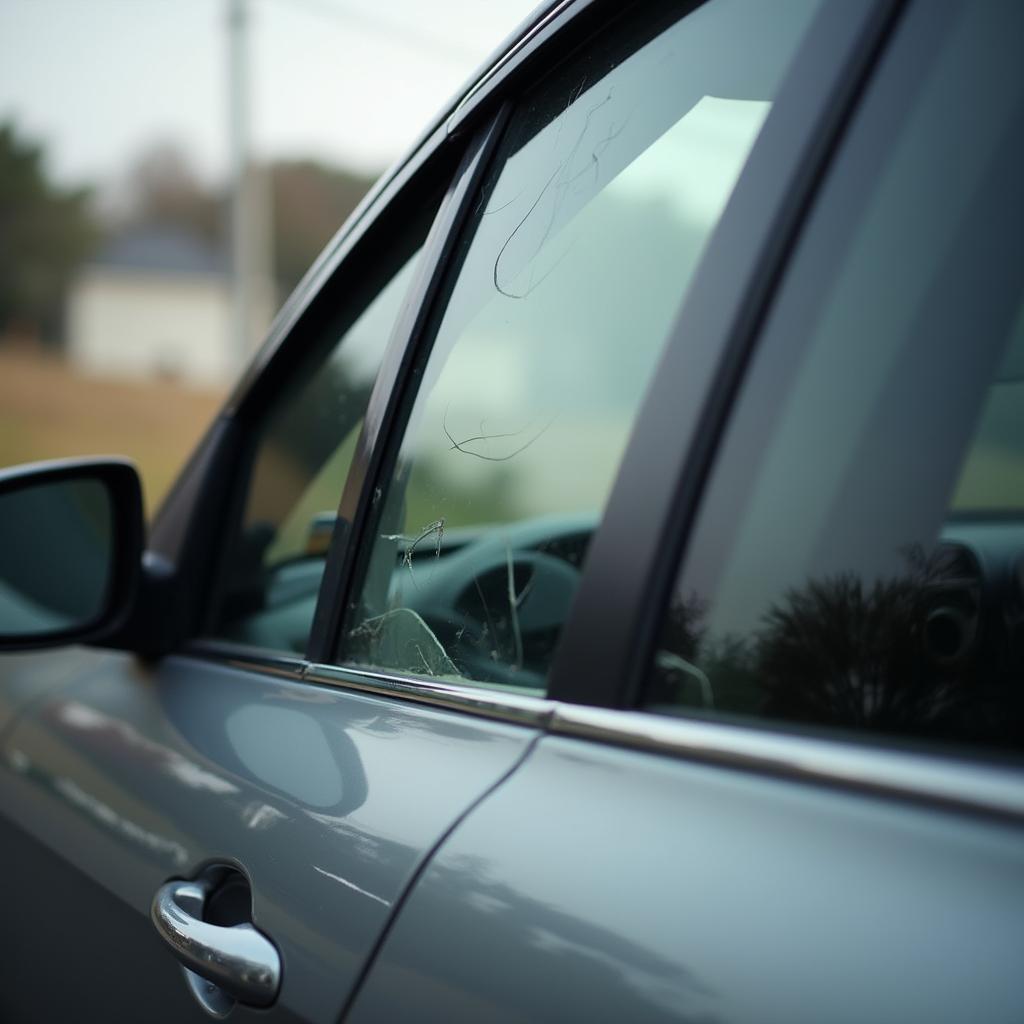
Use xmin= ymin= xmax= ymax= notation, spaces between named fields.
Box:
xmin=1 ymin=0 xmax=1022 ymax=1020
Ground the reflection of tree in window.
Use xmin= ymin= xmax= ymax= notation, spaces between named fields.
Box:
xmin=654 ymin=544 xmax=1024 ymax=751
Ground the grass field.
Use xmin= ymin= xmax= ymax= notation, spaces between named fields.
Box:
xmin=0 ymin=347 xmax=225 ymax=515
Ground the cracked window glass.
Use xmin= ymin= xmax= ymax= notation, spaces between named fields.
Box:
xmin=340 ymin=0 xmax=821 ymax=692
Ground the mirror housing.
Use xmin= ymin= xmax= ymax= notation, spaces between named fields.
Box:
xmin=0 ymin=458 xmax=144 ymax=651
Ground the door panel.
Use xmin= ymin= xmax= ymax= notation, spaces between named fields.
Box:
xmin=348 ymin=735 xmax=1024 ymax=1023
xmin=0 ymin=648 xmax=100 ymax=736
xmin=0 ymin=648 xmax=538 ymax=1022
xmin=0 ymin=818 xmax=256 ymax=1023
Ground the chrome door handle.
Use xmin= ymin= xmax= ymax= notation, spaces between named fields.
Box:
xmin=151 ymin=877 xmax=281 ymax=1011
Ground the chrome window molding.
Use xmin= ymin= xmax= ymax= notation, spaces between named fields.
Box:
xmin=186 ymin=639 xmax=307 ymax=680
xmin=185 ymin=639 xmax=1024 ymax=823
xmin=303 ymin=664 xmax=556 ymax=729
xmin=184 ymin=640 xmax=555 ymax=728
xmin=552 ymin=705 xmax=1024 ymax=825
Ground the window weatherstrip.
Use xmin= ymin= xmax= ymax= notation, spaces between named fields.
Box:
xmin=551 ymin=705 xmax=1024 ymax=825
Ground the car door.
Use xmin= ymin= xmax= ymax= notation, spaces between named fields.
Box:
xmin=344 ymin=0 xmax=1024 ymax=1021
xmin=0 ymin=0 xmax=842 ymax=1018
xmin=0 ymin=96 xmax=545 ymax=1023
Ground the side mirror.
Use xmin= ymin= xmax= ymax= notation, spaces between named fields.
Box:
xmin=0 ymin=458 xmax=143 ymax=650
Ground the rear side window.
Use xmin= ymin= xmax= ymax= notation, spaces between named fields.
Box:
xmin=646 ymin=0 xmax=1024 ymax=756
xmin=338 ymin=0 xmax=822 ymax=693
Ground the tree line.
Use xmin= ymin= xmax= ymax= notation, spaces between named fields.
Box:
xmin=0 ymin=121 xmax=378 ymax=344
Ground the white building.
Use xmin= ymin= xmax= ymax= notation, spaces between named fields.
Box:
xmin=68 ymin=226 xmax=270 ymax=387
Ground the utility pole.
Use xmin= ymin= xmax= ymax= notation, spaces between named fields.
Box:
xmin=228 ymin=0 xmax=273 ymax=372
xmin=228 ymin=0 xmax=251 ymax=372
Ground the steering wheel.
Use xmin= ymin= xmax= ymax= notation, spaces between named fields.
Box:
xmin=397 ymin=516 xmax=593 ymax=688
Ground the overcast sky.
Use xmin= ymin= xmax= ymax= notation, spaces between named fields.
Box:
xmin=0 ymin=0 xmax=538 ymax=188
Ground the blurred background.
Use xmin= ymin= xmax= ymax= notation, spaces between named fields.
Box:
xmin=0 ymin=0 xmax=535 ymax=512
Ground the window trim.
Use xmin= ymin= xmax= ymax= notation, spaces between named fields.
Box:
xmin=546 ymin=0 xmax=906 ymax=709
xmin=549 ymin=705 xmax=1024 ymax=825
xmin=184 ymin=637 xmax=1024 ymax=825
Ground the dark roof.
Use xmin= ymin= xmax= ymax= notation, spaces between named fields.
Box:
xmin=92 ymin=225 xmax=226 ymax=276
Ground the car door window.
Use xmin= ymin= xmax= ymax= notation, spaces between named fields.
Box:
xmin=338 ymin=0 xmax=822 ymax=693
xmin=646 ymin=0 xmax=1024 ymax=756
xmin=209 ymin=202 xmax=438 ymax=653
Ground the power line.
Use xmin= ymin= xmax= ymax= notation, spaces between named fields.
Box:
xmin=258 ymin=0 xmax=481 ymax=66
